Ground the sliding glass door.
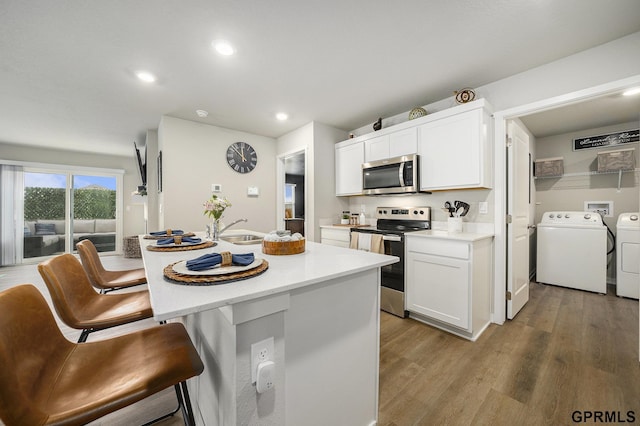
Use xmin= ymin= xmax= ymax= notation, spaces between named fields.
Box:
xmin=23 ymin=171 xmax=118 ymax=260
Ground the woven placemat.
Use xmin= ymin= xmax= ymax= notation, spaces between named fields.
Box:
xmin=144 ymin=232 xmax=196 ymax=240
xmin=146 ymin=241 xmax=216 ymax=252
xmin=163 ymin=259 xmax=269 ymax=286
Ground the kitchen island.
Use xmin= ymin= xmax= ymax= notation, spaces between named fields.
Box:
xmin=139 ymin=231 xmax=398 ymax=426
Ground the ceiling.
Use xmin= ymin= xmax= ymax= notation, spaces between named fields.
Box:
xmin=1 ymin=1 xmax=640 ymax=157
xmin=519 ymin=90 xmax=640 ymax=138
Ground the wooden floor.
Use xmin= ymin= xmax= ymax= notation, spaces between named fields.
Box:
xmin=1 ymin=256 xmax=639 ymax=425
xmin=379 ymin=282 xmax=640 ymax=426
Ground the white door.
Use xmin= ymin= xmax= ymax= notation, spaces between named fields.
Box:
xmin=507 ymin=120 xmax=531 ymax=318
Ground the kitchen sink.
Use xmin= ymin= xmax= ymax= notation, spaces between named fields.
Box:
xmin=219 ymin=234 xmax=263 ymax=245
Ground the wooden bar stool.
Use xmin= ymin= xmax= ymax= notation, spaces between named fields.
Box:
xmin=0 ymin=284 xmax=204 ymax=426
xmin=38 ymin=253 xmax=153 ymax=342
xmin=77 ymin=239 xmax=147 ymax=293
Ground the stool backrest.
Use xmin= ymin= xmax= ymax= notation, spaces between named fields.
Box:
xmin=76 ymin=239 xmax=108 ymax=288
xmin=0 ymin=284 xmax=74 ymax=425
xmin=38 ymin=253 xmax=101 ymax=329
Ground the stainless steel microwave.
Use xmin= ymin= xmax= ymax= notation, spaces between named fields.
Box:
xmin=362 ymin=154 xmax=419 ymax=195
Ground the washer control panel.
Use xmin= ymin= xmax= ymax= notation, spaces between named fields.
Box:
xmin=540 ymin=211 xmax=604 ymax=226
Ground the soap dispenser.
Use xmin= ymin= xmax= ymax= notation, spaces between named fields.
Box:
xmin=359 ymin=206 xmax=366 ymax=227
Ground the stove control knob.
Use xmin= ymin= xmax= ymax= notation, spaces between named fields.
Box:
xmin=413 ymin=210 xmax=418 ymax=215
xmin=419 ymin=210 xmax=424 ymax=215
xmin=548 ymin=213 xmax=554 ymax=218
xmin=584 ymin=213 xmax=591 ymax=220
xmin=631 ymin=214 xmax=638 ymax=221
xmin=556 ymin=214 xmax=562 ymax=218
xmin=565 ymin=214 xmax=570 ymax=218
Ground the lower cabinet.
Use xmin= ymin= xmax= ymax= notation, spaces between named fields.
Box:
xmin=320 ymin=227 xmax=351 ymax=248
xmin=406 ymin=235 xmax=493 ymax=341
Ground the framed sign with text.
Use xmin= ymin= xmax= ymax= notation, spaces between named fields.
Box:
xmin=573 ymin=129 xmax=639 ymax=151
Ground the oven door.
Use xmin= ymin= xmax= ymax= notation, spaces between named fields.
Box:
xmin=380 ymin=234 xmax=404 ymax=292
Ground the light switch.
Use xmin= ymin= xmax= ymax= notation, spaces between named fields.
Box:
xmin=247 ymin=186 xmax=259 ymax=196
xmin=211 ymin=184 xmax=222 ymax=193
xmin=479 ymin=202 xmax=488 ymax=214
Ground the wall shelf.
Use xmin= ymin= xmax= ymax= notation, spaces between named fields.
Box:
xmin=534 ymin=168 xmax=639 ymax=191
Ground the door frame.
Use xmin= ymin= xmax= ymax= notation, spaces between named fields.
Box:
xmin=276 ymin=148 xmax=307 ymax=234
xmin=492 ymin=74 xmax=640 ymax=324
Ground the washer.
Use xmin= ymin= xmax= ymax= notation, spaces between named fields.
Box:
xmin=536 ymin=211 xmax=607 ymax=294
xmin=616 ymin=212 xmax=639 ymax=299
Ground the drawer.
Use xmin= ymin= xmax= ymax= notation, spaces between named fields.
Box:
xmin=320 ymin=228 xmax=351 ymax=242
xmin=407 ymin=237 xmax=469 ymax=260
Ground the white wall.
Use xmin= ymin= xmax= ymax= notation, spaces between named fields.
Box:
xmin=157 ymin=116 xmax=277 ymax=234
xmin=276 ymin=122 xmax=348 ymax=241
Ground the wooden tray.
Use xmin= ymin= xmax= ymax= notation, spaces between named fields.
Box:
xmin=144 ymin=232 xmax=196 ymax=240
xmin=262 ymin=239 xmax=305 ymax=255
xmin=163 ymin=259 xmax=269 ymax=286
xmin=146 ymin=241 xmax=216 ymax=252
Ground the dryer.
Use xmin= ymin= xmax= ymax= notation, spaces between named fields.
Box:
xmin=616 ymin=213 xmax=639 ymax=299
xmin=537 ymin=211 xmax=607 ymax=294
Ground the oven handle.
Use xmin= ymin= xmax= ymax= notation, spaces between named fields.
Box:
xmin=351 ymin=230 xmax=402 ymax=242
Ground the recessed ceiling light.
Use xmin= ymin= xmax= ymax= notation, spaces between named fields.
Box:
xmin=136 ymin=71 xmax=156 ymax=83
xmin=622 ymin=87 xmax=640 ymax=96
xmin=276 ymin=112 xmax=289 ymax=121
xmin=196 ymin=109 xmax=209 ymax=118
xmin=212 ymin=40 xmax=235 ymax=56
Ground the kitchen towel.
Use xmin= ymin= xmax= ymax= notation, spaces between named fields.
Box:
xmin=350 ymin=233 xmax=379 ymax=252
xmin=370 ymin=234 xmax=383 ymax=254
xmin=157 ymin=236 xmax=201 ymax=245
xmin=186 ymin=252 xmax=255 ymax=271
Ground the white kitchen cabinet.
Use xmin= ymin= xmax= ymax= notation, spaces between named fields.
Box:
xmin=335 ymin=139 xmax=364 ymax=196
xmin=364 ymin=128 xmax=417 ymax=162
xmin=405 ymin=234 xmax=493 ymax=341
xmin=320 ymin=226 xmax=351 ymax=248
xmin=418 ymin=101 xmax=492 ymax=191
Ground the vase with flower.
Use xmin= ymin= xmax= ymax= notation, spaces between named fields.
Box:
xmin=203 ymin=195 xmax=231 ymax=241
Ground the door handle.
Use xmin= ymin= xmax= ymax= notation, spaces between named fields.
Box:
xmin=527 ymin=224 xmax=536 ymax=229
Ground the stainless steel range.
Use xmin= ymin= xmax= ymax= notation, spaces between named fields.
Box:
xmin=351 ymin=207 xmax=431 ymax=318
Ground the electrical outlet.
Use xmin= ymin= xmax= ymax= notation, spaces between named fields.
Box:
xmin=251 ymin=337 xmax=274 ymax=383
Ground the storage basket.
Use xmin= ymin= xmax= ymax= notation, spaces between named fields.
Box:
xmin=123 ymin=236 xmax=142 ymax=258
xmin=534 ymin=157 xmax=564 ymax=177
xmin=262 ymin=239 xmax=305 ymax=255
xmin=597 ymin=147 xmax=636 ymax=172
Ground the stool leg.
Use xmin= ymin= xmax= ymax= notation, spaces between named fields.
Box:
xmin=180 ymin=381 xmax=196 ymax=426
xmin=78 ymin=329 xmax=91 ymax=343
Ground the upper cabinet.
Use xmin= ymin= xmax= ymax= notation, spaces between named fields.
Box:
xmin=418 ymin=100 xmax=492 ymax=191
xmin=335 ymin=99 xmax=493 ymax=196
xmin=364 ymin=128 xmax=418 ymax=162
xmin=335 ymin=139 xmax=364 ymax=196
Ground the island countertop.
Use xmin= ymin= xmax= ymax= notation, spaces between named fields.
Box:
xmin=139 ymin=232 xmax=398 ymax=321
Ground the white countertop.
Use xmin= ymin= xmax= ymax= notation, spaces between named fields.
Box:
xmin=406 ymin=229 xmax=494 ymax=242
xmin=140 ymin=230 xmax=398 ymax=321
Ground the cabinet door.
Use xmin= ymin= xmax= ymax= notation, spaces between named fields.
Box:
xmin=389 ymin=127 xmax=417 ymax=158
xmin=335 ymin=141 xmax=364 ymax=196
xmin=418 ymin=109 xmax=482 ymax=190
xmin=364 ymin=135 xmax=389 ymax=162
xmin=406 ymin=252 xmax=470 ymax=330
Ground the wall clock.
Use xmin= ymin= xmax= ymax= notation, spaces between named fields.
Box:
xmin=226 ymin=142 xmax=258 ymax=174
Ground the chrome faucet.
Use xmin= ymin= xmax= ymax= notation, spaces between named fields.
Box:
xmin=219 ymin=218 xmax=248 ymax=234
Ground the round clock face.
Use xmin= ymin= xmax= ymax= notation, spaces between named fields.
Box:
xmin=226 ymin=142 xmax=257 ymax=174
